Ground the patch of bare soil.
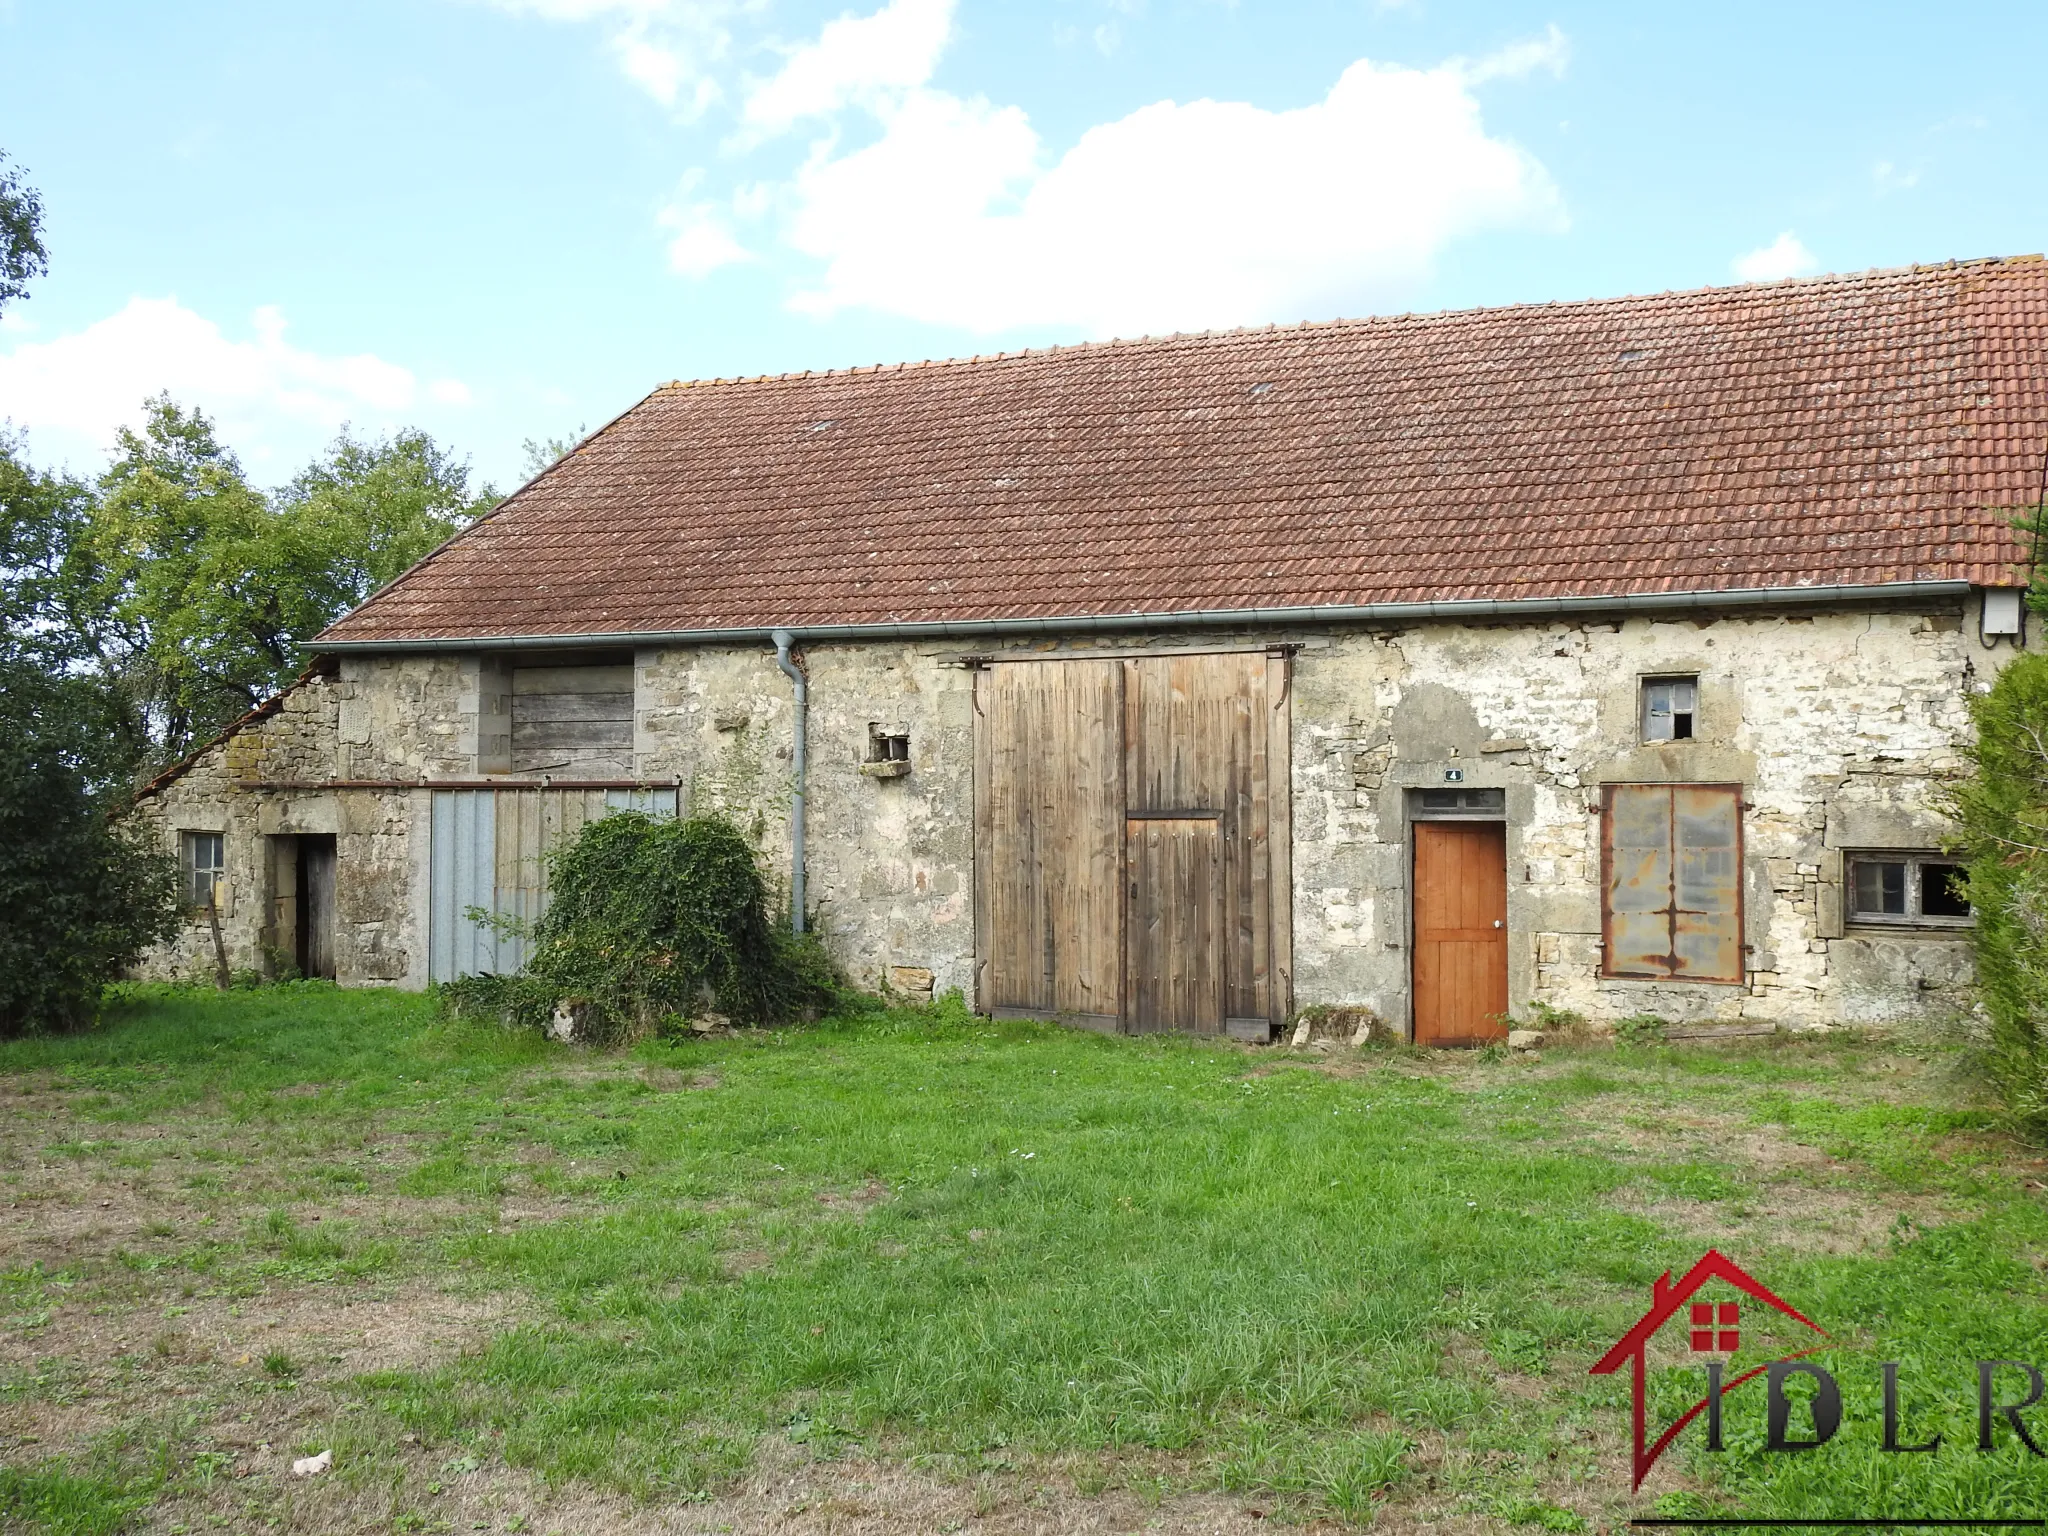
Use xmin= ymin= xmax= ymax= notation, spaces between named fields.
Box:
xmin=1606 ymin=1179 xmax=1950 ymax=1255
xmin=814 ymin=1178 xmax=891 ymax=1217
xmin=1 ymin=1279 xmax=519 ymax=1457
xmin=129 ymin=1431 xmax=1631 ymax=1536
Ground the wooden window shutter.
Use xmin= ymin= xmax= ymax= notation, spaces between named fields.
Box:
xmin=1601 ymin=783 xmax=1744 ymax=982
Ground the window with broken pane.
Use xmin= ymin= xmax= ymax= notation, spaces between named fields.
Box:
xmin=1845 ymin=854 xmax=1972 ymax=926
xmin=1641 ymin=677 xmax=1698 ymax=741
xmin=182 ymin=830 xmax=224 ymax=908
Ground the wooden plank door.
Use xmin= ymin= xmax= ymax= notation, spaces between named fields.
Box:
xmin=1412 ymin=821 xmax=1508 ymax=1046
xmin=1123 ymin=654 xmax=1271 ymax=1035
xmin=974 ymin=661 xmax=1125 ymax=1028
xmin=297 ymin=836 xmax=336 ymax=981
xmin=1126 ymin=816 xmax=1224 ymax=1032
xmin=975 ymin=651 xmax=1291 ymax=1035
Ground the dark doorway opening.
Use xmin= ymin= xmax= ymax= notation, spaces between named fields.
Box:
xmin=296 ymin=835 xmax=337 ymax=980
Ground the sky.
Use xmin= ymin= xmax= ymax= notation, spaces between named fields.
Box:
xmin=2 ymin=0 xmax=2045 ymax=492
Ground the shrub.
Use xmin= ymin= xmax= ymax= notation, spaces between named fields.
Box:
xmin=1613 ymin=1013 xmax=1671 ymax=1046
xmin=0 ymin=655 xmax=179 ymax=1036
xmin=446 ymin=811 xmax=837 ymax=1043
xmin=1947 ymin=651 xmax=2048 ymax=1141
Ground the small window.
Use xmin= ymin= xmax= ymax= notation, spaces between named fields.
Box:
xmin=1642 ymin=677 xmax=1698 ymax=741
xmin=1414 ymin=788 xmax=1505 ymax=816
xmin=1846 ymin=854 xmax=1972 ymax=926
xmin=182 ymin=831 xmax=225 ymax=908
xmin=867 ymin=725 xmax=910 ymax=763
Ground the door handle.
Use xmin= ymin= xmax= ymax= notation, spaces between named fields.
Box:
xmin=1493 ymin=920 xmax=1503 ymax=928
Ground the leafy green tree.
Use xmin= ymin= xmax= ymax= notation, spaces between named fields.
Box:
xmin=81 ymin=398 xmax=287 ymax=753
xmin=519 ymin=424 xmax=586 ymax=481
xmin=0 ymin=150 xmax=47 ymax=313
xmin=0 ymin=648 xmax=178 ymax=1035
xmin=275 ymin=424 xmax=497 ymax=608
xmin=1949 ymin=652 xmax=2048 ymax=1140
xmin=0 ymin=163 xmax=177 ymax=1031
xmin=48 ymin=400 xmax=496 ymax=763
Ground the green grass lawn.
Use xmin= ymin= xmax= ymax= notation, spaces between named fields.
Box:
xmin=2 ymin=988 xmax=2046 ymax=1534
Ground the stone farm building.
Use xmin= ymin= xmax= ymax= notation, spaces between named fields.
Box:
xmin=131 ymin=259 xmax=2048 ymax=1042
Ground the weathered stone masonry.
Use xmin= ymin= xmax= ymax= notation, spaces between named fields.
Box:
xmin=131 ymin=596 xmax=2017 ymax=1031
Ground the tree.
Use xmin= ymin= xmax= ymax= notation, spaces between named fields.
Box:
xmin=275 ymin=424 xmax=498 ymax=609
xmin=0 ymin=151 xmax=48 ymax=313
xmin=0 ymin=652 xmax=179 ymax=1035
xmin=50 ymin=401 xmax=497 ymax=764
xmin=1948 ymin=652 xmax=2048 ymax=1142
xmin=520 ymin=424 xmax=587 ymax=481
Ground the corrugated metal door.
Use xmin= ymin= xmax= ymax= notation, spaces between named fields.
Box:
xmin=429 ymin=787 xmax=678 ymax=982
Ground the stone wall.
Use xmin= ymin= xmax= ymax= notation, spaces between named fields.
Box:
xmin=634 ymin=641 xmax=977 ymax=998
xmin=126 ymin=593 xmax=2021 ymax=1030
xmin=1288 ymin=603 xmax=1995 ymax=1032
xmin=128 ymin=671 xmax=425 ymax=987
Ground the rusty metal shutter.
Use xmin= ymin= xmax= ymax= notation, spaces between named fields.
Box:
xmin=1601 ymin=783 xmax=1743 ymax=982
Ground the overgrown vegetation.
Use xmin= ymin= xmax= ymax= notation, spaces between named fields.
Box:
xmin=1949 ymin=649 xmax=2048 ymax=1140
xmin=0 ymin=652 xmax=178 ymax=1037
xmin=443 ymin=811 xmax=836 ymax=1041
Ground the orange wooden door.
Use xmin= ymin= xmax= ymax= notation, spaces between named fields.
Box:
xmin=1412 ymin=821 xmax=1509 ymax=1046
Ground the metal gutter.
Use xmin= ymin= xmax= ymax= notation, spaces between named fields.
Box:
xmin=772 ymin=628 xmax=808 ymax=934
xmin=307 ymin=581 xmax=1979 ymax=654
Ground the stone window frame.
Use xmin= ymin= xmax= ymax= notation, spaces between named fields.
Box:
xmin=1843 ymin=851 xmax=1972 ymax=929
xmin=180 ymin=830 xmax=225 ymax=910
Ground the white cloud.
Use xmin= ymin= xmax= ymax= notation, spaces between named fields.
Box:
xmin=1733 ymin=232 xmax=1819 ymax=283
xmin=742 ymin=0 xmax=953 ymax=132
xmin=777 ymin=37 xmax=1567 ymax=337
xmin=1454 ymin=25 xmax=1569 ymax=86
xmin=662 ymin=201 xmax=753 ymax=275
xmin=484 ymin=0 xmax=734 ymax=113
xmin=0 ymin=298 xmax=460 ymax=471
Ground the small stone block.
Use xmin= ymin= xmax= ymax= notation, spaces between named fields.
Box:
xmin=1507 ymin=1029 xmax=1545 ymax=1051
xmin=860 ymin=759 xmax=913 ymax=778
xmin=888 ymin=965 xmax=935 ymax=999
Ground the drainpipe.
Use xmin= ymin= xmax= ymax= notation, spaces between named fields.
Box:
xmin=772 ymin=629 xmax=807 ymax=932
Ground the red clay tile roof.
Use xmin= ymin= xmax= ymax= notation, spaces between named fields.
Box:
xmin=319 ymin=258 xmax=2048 ymax=645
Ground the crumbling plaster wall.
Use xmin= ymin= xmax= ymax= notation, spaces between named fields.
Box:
xmin=127 ymin=597 xmax=2014 ymax=1027
xmin=635 ymin=642 xmax=978 ymax=998
xmin=1290 ymin=604 xmax=1990 ymax=1032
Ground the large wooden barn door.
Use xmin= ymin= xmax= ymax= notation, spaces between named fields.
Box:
xmin=1411 ymin=821 xmax=1509 ymax=1046
xmin=975 ymin=652 xmax=1290 ymax=1035
xmin=974 ymin=661 xmax=1126 ymax=1029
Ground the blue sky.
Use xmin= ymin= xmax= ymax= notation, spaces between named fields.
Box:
xmin=2 ymin=0 xmax=2044 ymax=489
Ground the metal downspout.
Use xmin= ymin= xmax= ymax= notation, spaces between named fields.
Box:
xmin=772 ymin=629 xmax=807 ymax=933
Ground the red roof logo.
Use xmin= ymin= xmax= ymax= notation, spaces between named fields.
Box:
xmin=1588 ymin=1249 xmax=1829 ymax=1490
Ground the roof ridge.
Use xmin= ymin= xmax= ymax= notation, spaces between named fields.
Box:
xmin=648 ymin=254 xmax=2046 ymax=394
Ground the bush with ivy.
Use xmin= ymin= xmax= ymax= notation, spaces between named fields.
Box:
xmin=1947 ymin=651 xmax=2048 ymax=1140
xmin=441 ymin=810 xmax=836 ymax=1042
